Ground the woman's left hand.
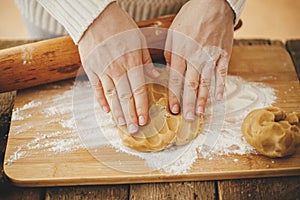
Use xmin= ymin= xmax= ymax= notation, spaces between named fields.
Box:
xmin=164 ymin=0 xmax=235 ymax=121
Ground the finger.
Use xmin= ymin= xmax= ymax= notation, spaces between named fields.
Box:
xmin=127 ymin=52 xmax=149 ymax=126
xmin=100 ymin=73 xmax=126 ymax=126
xmin=111 ymin=64 xmax=139 ymax=134
xmin=168 ymin=54 xmax=186 ymax=114
xmin=85 ymin=70 xmax=110 ymax=113
xmin=142 ymin=49 xmax=160 ymax=78
xmin=182 ymin=63 xmax=200 ymax=121
xmin=214 ymin=54 xmax=229 ymax=101
xmin=196 ymin=61 xmax=214 ymax=115
xmin=94 ymin=81 xmax=110 ymax=113
xmin=164 ymin=29 xmax=173 ymax=68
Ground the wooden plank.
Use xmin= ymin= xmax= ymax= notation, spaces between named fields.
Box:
xmin=0 ymin=184 xmax=45 ymax=200
xmin=229 ymin=44 xmax=298 ymax=82
xmin=0 ymin=41 xmax=44 ymax=200
xmin=45 ymin=185 xmax=129 ymax=200
xmin=130 ymin=181 xmax=216 ymax=200
xmin=218 ymin=176 xmax=300 ymax=199
xmin=0 ymin=91 xmax=16 ymax=184
xmin=233 ymin=39 xmax=284 ymax=47
xmin=286 ymin=40 xmax=300 ymax=80
xmin=3 ymin=43 xmax=300 ymax=187
xmin=0 ymin=39 xmax=299 ymax=199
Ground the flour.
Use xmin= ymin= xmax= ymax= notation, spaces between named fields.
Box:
xmin=5 ymin=130 xmax=82 ymax=165
xmin=22 ymin=46 xmax=34 ymax=65
xmin=85 ymin=75 xmax=276 ymax=174
xmin=7 ymin=75 xmax=276 ymax=174
xmin=11 ymin=101 xmax=41 ymax=120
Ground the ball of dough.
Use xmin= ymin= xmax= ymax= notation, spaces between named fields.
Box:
xmin=118 ymin=83 xmax=203 ymax=152
xmin=242 ymin=107 xmax=300 ymax=158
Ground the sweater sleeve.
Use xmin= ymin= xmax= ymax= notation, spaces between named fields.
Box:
xmin=37 ymin=0 xmax=116 ymax=44
xmin=225 ymin=0 xmax=247 ymax=23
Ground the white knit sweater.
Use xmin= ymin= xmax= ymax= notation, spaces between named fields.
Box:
xmin=15 ymin=0 xmax=246 ymax=44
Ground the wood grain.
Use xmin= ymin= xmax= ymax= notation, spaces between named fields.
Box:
xmin=0 ymin=91 xmax=16 ymax=184
xmin=130 ymin=182 xmax=216 ymax=200
xmin=286 ymin=40 xmax=300 ymax=80
xmin=0 ymin=39 xmax=299 ymax=199
xmin=0 ymin=184 xmax=45 ymax=200
xmin=218 ymin=176 xmax=300 ymax=200
xmin=3 ymin=42 xmax=300 ymax=187
xmin=45 ymin=185 xmax=129 ymax=200
xmin=218 ymin=39 xmax=300 ymax=200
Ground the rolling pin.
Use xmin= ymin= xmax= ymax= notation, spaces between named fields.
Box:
xmin=0 ymin=15 xmax=242 ymax=93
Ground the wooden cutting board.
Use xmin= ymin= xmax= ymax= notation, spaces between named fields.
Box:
xmin=3 ymin=42 xmax=300 ymax=187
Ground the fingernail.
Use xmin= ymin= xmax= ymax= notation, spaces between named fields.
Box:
xmin=102 ymin=106 xmax=109 ymax=113
xmin=185 ymin=111 xmax=195 ymax=121
xmin=216 ymin=93 xmax=223 ymax=101
xmin=171 ymin=104 xmax=179 ymax=114
xmin=197 ymin=106 xmax=204 ymax=115
xmin=118 ymin=117 xmax=126 ymax=126
xmin=128 ymin=124 xmax=138 ymax=134
xmin=139 ymin=115 xmax=146 ymax=125
xmin=152 ymin=69 xmax=160 ymax=78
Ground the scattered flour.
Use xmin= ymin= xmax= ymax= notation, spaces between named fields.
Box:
xmin=22 ymin=46 xmax=34 ymax=65
xmin=5 ymin=130 xmax=83 ymax=165
xmin=7 ymin=76 xmax=276 ymax=174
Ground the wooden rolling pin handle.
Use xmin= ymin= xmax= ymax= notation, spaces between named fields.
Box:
xmin=0 ymin=15 xmax=241 ymax=93
xmin=0 ymin=15 xmax=175 ymax=93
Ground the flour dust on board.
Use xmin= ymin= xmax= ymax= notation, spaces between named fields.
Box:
xmin=7 ymin=75 xmax=276 ymax=174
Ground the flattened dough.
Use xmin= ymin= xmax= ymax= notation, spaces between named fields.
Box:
xmin=118 ymin=83 xmax=203 ymax=152
xmin=242 ymin=107 xmax=300 ymax=158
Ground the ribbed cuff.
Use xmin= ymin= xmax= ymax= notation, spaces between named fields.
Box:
xmin=118 ymin=0 xmax=188 ymax=21
xmin=15 ymin=0 xmax=67 ymax=36
xmin=225 ymin=0 xmax=247 ymax=24
xmin=37 ymin=0 xmax=116 ymax=44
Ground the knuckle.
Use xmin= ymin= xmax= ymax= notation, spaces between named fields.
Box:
xmin=217 ymin=66 xmax=228 ymax=78
xmin=186 ymin=80 xmax=199 ymax=91
xmin=119 ymin=92 xmax=133 ymax=102
xmin=169 ymin=76 xmax=183 ymax=86
xmin=200 ymin=78 xmax=211 ymax=88
xmin=197 ymin=97 xmax=207 ymax=105
xmin=104 ymin=87 xmax=117 ymax=98
xmin=133 ymin=86 xmax=147 ymax=96
xmin=216 ymin=82 xmax=226 ymax=89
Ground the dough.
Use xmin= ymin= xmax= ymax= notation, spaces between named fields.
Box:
xmin=118 ymin=83 xmax=203 ymax=152
xmin=242 ymin=107 xmax=300 ymax=158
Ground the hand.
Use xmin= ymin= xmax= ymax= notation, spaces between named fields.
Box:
xmin=78 ymin=2 xmax=160 ymax=134
xmin=164 ymin=0 xmax=234 ymax=121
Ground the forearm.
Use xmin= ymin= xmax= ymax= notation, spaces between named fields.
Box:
xmin=37 ymin=0 xmax=116 ymax=44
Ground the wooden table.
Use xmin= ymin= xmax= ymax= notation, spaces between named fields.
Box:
xmin=0 ymin=39 xmax=299 ymax=200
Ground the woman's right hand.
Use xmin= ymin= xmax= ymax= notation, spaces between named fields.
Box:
xmin=78 ymin=2 xmax=160 ymax=134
